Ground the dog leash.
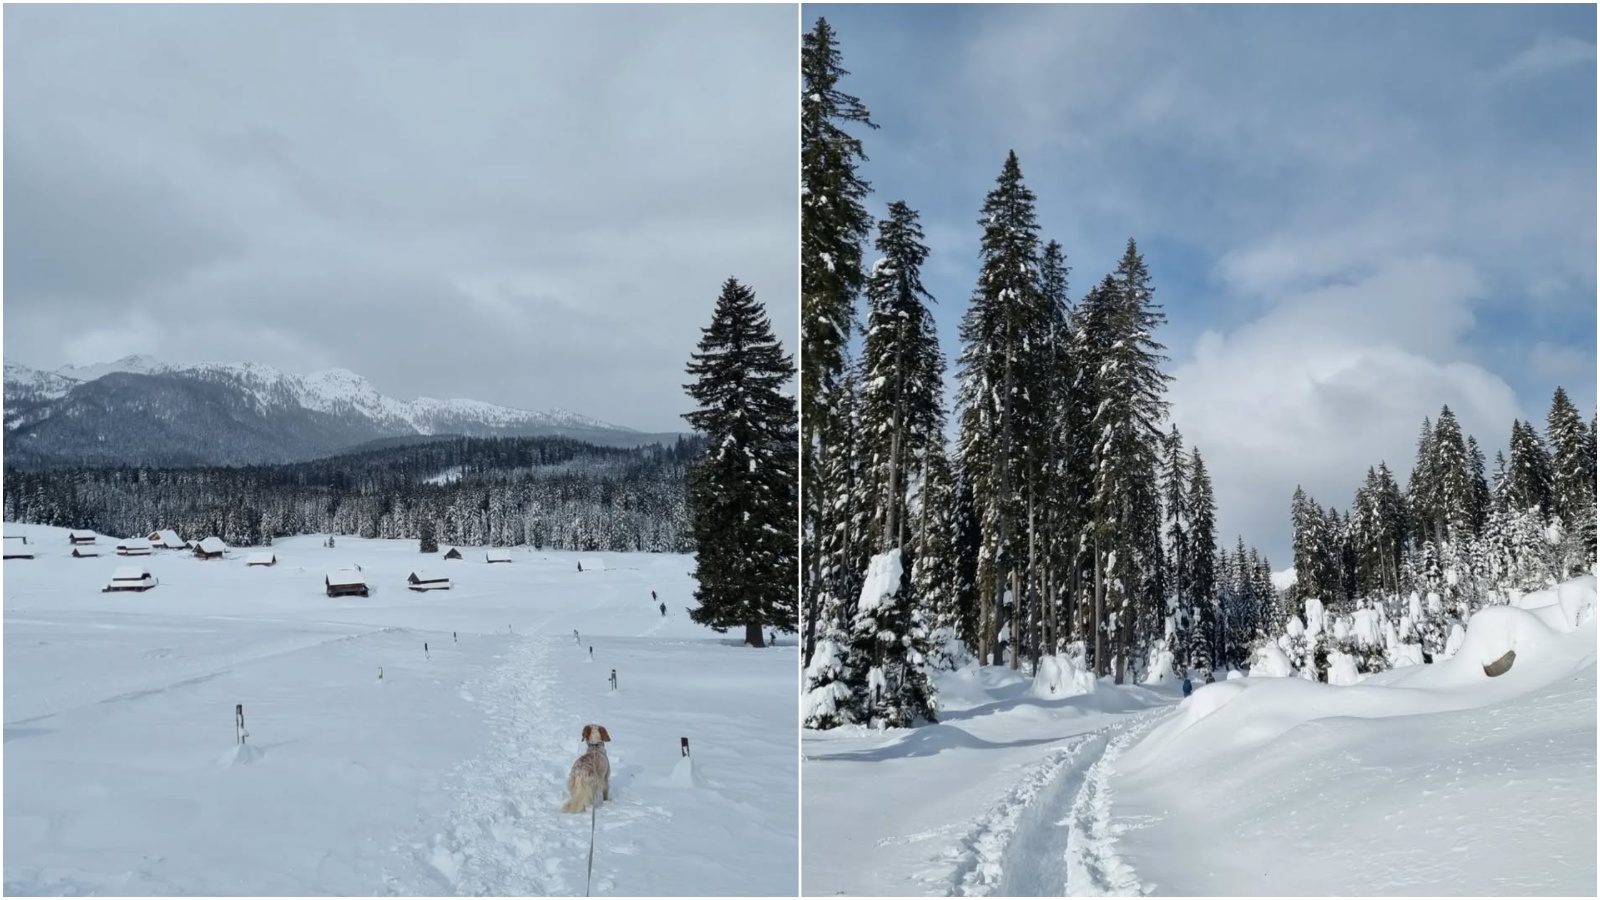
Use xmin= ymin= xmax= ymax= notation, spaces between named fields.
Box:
xmin=585 ymin=804 xmax=597 ymax=897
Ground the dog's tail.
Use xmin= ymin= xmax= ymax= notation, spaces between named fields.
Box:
xmin=562 ymin=776 xmax=594 ymax=814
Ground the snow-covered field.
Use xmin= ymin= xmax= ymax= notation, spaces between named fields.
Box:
xmin=803 ymin=581 xmax=1596 ymax=896
xmin=3 ymin=527 xmax=796 ymax=896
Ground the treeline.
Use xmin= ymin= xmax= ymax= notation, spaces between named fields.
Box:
xmin=800 ymin=18 xmax=1272 ymax=729
xmin=3 ymin=435 xmax=701 ymax=554
xmin=1280 ymin=389 xmax=1597 ymax=664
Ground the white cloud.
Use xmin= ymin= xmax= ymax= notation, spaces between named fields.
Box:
xmin=1171 ymin=256 xmax=1524 ymax=559
xmin=1496 ymin=33 xmax=1597 ymax=80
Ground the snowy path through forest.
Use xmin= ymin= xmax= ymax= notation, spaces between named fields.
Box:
xmin=801 ymin=668 xmax=1179 ymax=897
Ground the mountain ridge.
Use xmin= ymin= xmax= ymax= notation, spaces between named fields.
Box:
xmin=3 ymin=356 xmax=679 ymax=469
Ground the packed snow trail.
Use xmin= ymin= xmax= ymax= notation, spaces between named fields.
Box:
xmin=802 ymin=668 xmax=1179 ymax=897
xmin=944 ymin=709 xmax=1169 ymax=897
xmin=1060 ymin=710 xmax=1167 ymax=897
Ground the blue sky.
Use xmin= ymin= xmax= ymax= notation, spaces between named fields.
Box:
xmin=810 ymin=3 xmax=1597 ymax=565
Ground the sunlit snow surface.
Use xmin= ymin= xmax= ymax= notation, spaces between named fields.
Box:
xmin=803 ymin=578 xmax=1595 ymax=896
xmin=4 ymin=528 xmax=795 ymax=896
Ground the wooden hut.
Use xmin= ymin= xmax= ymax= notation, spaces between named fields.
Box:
xmin=246 ymin=551 xmax=277 ymax=567
xmin=69 ymin=530 xmax=97 ymax=545
xmin=486 ymin=548 xmax=513 ymax=564
xmin=443 ymin=547 xmax=464 ymax=561
xmin=326 ymin=570 xmax=369 ymax=598
xmin=193 ymin=537 xmax=227 ymax=560
xmin=147 ymin=529 xmax=183 ymax=549
xmin=407 ymin=571 xmax=452 ymax=592
xmin=3 ymin=536 xmax=34 ymax=560
xmin=116 ymin=538 xmax=154 ymax=556
xmin=104 ymin=566 xmax=158 ymax=592
xmin=71 ymin=545 xmax=102 ymax=558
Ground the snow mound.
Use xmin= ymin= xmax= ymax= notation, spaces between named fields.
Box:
xmin=1248 ymin=642 xmax=1295 ymax=678
xmin=1141 ymin=649 xmax=1177 ymax=685
xmin=1327 ymin=651 xmax=1361 ymax=686
xmin=1516 ymin=574 xmax=1596 ymax=631
xmin=216 ymin=743 xmax=265 ymax=767
xmin=1441 ymin=605 xmax=1559 ymax=683
xmin=1031 ymin=652 xmax=1096 ymax=698
xmin=1122 ymin=577 xmax=1598 ymax=777
xmin=662 ymin=754 xmax=709 ymax=789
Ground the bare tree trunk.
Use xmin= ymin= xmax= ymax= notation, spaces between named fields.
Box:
xmin=1093 ymin=532 xmax=1105 ymax=676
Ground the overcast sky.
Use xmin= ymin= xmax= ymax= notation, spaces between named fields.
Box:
xmin=811 ymin=3 xmax=1596 ymax=564
xmin=4 ymin=4 xmax=796 ymax=433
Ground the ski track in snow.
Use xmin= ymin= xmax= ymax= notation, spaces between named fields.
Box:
xmin=1062 ymin=711 xmax=1168 ymax=897
xmin=384 ymin=636 xmax=664 ymax=896
xmin=932 ymin=708 xmax=1170 ymax=898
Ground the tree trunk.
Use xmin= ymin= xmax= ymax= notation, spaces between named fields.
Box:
xmin=1093 ymin=532 xmax=1105 ymax=676
xmin=746 ymin=622 xmax=766 ymax=648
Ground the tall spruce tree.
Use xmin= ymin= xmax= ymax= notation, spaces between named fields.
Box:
xmin=1507 ymin=419 xmax=1554 ymax=518
xmin=682 ymin=278 xmax=796 ymax=647
xmin=956 ymin=151 xmax=1043 ymax=667
xmin=1431 ymin=406 xmax=1473 ymax=541
xmin=802 ymin=17 xmax=877 ymax=666
xmin=859 ymin=200 xmax=943 ymax=554
xmin=1546 ymin=387 xmax=1592 ymax=531
xmin=1186 ymin=449 xmax=1218 ymax=672
xmin=1087 ymin=239 xmax=1171 ymax=681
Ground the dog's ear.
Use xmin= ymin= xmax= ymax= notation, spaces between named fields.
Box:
xmin=598 ymin=725 xmax=611 ymax=742
xmin=582 ymin=724 xmax=592 ymax=743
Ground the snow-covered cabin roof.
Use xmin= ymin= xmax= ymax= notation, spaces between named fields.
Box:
xmin=246 ymin=551 xmax=276 ymax=565
xmin=485 ymin=548 xmax=513 ymax=563
xmin=577 ymin=556 xmax=607 ymax=571
xmin=408 ymin=570 xmax=448 ymax=583
xmin=118 ymin=537 xmax=153 ymax=551
xmin=111 ymin=566 xmax=152 ymax=581
xmin=3 ymin=536 xmax=26 ymax=548
xmin=69 ymin=529 xmax=97 ymax=542
xmin=71 ymin=546 xmax=102 ymax=557
xmin=196 ymin=537 xmax=227 ymax=555
xmin=327 ymin=570 xmax=367 ymax=587
xmin=149 ymin=529 xmax=183 ymax=548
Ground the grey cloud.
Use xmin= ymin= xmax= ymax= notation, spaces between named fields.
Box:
xmin=2 ymin=4 xmax=796 ymax=432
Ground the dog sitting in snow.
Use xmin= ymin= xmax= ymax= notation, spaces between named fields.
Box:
xmin=561 ymin=723 xmax=612 ymax=813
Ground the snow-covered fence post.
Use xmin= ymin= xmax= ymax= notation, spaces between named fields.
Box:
xmin=235 ymin=704 xmax=245 ymax=745
xmin=589 ymin=646 xmax=594 ymax=660
xmin=453 ymin=632 xmax=457 ymax=643
xmin=378 ymin=666 xmax=384 ymax=681
xmin=680 ymin=737 xmax=690 ymax=758
xmin=424 ymin=642 xmax=430 ymax=660
xmin=609 ymin=669 xmax=617 ymax=691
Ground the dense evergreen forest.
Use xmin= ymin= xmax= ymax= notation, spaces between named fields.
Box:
xmin=4 ymin=435 xmax=701 ymax=554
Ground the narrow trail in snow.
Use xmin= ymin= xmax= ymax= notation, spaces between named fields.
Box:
xmin=941 ymin=706 xmax=1173 ymax=898
xmin=382 ymin=636 xmax=667 ymax=896
xmin=1061 ymin=709 xmax=1168 ymax=897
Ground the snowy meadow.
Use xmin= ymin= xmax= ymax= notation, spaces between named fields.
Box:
xmin=3 ymin=527 xmax=797 ymax=896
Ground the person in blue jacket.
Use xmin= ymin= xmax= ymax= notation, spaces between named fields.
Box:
xmin=1181 ymin=675 xmax=1193 ymax=697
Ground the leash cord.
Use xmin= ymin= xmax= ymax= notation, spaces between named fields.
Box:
xmin=585 ymin=803 xmax=596 ymax=897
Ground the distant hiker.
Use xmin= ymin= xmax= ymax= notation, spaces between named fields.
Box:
xmin=574 ymin=629 xmax=580 ymax=644
xmin=659 ymin=602 xmax=666 ymax=617
xmin=1203 ymin=670 xmax=1215 ymax=684
xmin=577 ymin=561 xmax=583 ymax=572
xmin=651 ymin=590 xmax=657 ymax=602
xmin=1181 ymin=676 xmax=1193 ymax=698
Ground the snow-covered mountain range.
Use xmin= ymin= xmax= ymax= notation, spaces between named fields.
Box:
xmin=4 ymin=356 xmax=672 ymax=468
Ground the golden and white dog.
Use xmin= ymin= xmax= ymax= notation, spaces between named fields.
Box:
xmin=561 ymin=723 xmax=611 ymax=813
